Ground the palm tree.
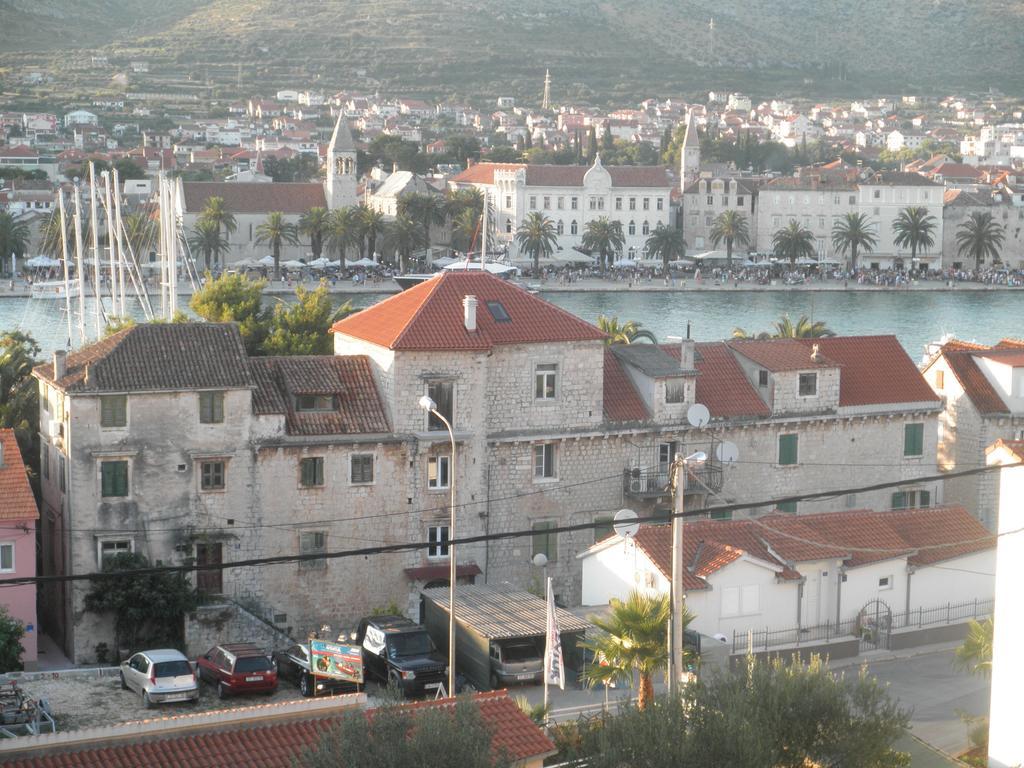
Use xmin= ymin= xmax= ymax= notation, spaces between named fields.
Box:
xmin=771 ymin=220 xmax=816 ymax=267
xmin=38 ymin=211 xmax=67 ymax=259
xmin=198 ymin=196 xmax=237 ymax=250
xmin=451 ymin=207 xmax=480 ymax=254
xmin=597 ymin=315 xmax=657 ymax=345
xmin=956 ymin=212 xmax=1005 ymax=270
xmin=326 ymin=207 xmax=360 ymax=263
xmin=733 ymin=313 xmax=836 ymax=339
xmin=299 ymin=207 xmax=331 ymax=261
xmin=581 ymin=217 xmax=625 ymax=271
xmin=580 ymin=590 xmax=692 ymax=710
xmin=709 ymin=210 xmax=750 ymax=270
xmin=953 ymin=618 xmax=992 ymax=678
xmin=515 ymin=211 xmax=559 ymax=274
xmin=121 ymin=212 xmax=157 ymax=263
xmin=831 ymin=212 xmax=878 ymax=272
xmin=644 ymin=224 xmax=686 ymax=275
xmin=187 ymin=219 xmax=231 ymax=270
xmin=383 ymin=214 xmax=426 ymax=274
xmin=254 ymin=211 xmax=299 ymax=280
xmin=359 ymin=207 xmax=386 ymax=261
xmin=891 ymin=206 xmax=937 ymax=265
xmin=0 ymin=211 xmax=31 ymax=267
xmin=397 ymin=192 xmax=445 ymax=252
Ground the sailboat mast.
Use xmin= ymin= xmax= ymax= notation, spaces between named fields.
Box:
xmin=481 ymin=191 xmax=488 ymax=268
xmin=72 ymin=186 xmax=87 ymax=344
xmin=112 ymin=168 xmax=127 ymax=315
xmin=157 ymin=172 xmax=167 ymax=319
xmin=57 ymin=190 xmax=73 ymax=345
xmin=102 ymin=171 xmax=118 ymax=317
xmin=88 ymin=162 xmax=103 ymax=338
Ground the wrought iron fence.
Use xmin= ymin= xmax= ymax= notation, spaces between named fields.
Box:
xmin=731 ymin=597 xmax=994 ymax=654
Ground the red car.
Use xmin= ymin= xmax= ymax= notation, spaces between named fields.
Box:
xmin=196 ymin=643 xmax=278 ymax=698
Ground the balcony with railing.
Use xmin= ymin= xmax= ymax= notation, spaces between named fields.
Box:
xmin=623 ymin=450 xmax=724 ymax=500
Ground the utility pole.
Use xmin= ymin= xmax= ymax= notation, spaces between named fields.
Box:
xmin=669 ymin=454 xmax=686 ymax=698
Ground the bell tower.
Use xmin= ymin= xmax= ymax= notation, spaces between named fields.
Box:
xmin=326 ymin=113 xmax=357 ymax=210
xmin=680 ymin=109 xmax=701 ymax=187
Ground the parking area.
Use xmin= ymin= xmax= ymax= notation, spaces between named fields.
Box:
xmin=16 ymin=673 xmax=376 ymax=732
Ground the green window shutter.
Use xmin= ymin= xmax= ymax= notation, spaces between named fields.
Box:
xmin=891 ymin=492 xmax=907 ymax=510
xmin=102 ymin=461 xmax=128 ymax=497
xmin=778 ymin=434 xmax=798 ymax=465
xmin=919 ymin=489 xmax=931 ymax=507
xmin=776 ymin=500 xmax=797 ymax=514
xmin=101 ymin=396 xmax=126 ymax=427
xmin=904 ymin=423 xmax=924 ymax=457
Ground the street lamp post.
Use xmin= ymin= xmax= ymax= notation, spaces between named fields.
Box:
xmin=419 ymin=394 xmax=457 ymax=698
xmin=669 ymin=451 xmax=706 ymax=698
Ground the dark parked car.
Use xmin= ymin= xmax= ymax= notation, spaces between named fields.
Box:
xmin=272 ymin=643 xmax=359 ymax=697
xmin=196 ymin=643 xmax=278 ymax=698
xmin=356 ymin=616 xmax=448 ymax=698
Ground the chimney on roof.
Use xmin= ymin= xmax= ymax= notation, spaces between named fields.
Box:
xmin=668 ymin=331 xmax=695 ymax=371
xmin=463 ymin=295 xmax=478 ymax=332
xmin=466 ymin=158 xmax=475 ymax=168
xmin=53 ymin=349 xmax=67 ymax=381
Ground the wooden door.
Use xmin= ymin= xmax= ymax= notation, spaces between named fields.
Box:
xmin=196 ymin=543 xmax=223 ymax=595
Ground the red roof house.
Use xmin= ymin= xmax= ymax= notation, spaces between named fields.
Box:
xmin=0 ymin=429 xmax=39 ymax=669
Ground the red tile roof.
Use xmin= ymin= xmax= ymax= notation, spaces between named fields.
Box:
xmin=728 ymin=339 xmax=838 ymax=372
xmin=331 ymin=271 xmax=607 ymax=351
xmin=450 ymin=163 xmax=524 ymax=185
xmin=181 ymin=182 xmax=326 ymax=215
xmin=7 ymin=692 xmax=554 ymax=768
xmin=976 ymin=349 xmax=1024 ymax=366
xmin=689 ymin=343 xmax=770 ymax=419
xmin=249 ymin=356 xmax=390 ymax=435
xmin=603 ymin=348 xmax=650 ymax=422
xmin=0 ymin=429 xmax=38 ymax=521
xmin=938 ymin=340 xmax=1010 ymax=415
xmin=794 ymin=336 xmax=939 ymax=407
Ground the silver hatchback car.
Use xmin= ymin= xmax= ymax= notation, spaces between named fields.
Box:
xmin=119 ymin=649 xmax=199 ymax=707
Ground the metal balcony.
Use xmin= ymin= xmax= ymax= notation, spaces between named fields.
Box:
xmin=623 ymin=456 xmax=724 ymax=500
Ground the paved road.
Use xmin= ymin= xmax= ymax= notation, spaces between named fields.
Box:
xmin=864 ymin=649 xmax=989 ymax=757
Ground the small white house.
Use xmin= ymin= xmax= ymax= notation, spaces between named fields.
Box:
xmin=578 ymin=506 xmax=994 ymax=642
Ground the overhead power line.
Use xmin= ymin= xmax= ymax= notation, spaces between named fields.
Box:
xmin=0 ymin=459 xmax=1019 ymax=589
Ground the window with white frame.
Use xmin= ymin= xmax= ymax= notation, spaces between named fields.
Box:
xmin=0 ymin=542 xmax=13 ymax=573
xmin=529 ymin=195 xmax=536 ymax=209
xmin=720 ymin=584 xmax=760 ymax=617
xmin=427 ymin=525 xmax=449 ymax=559
xmin=535 ymin=363 xmax=557 ymax=400
xmin=427 ymin=455 xmax=450 ymax=490
xmin=97 ymin=538 xmax=133 ymax=566
xmin=533 ymin=443 xmax=557 ymax=480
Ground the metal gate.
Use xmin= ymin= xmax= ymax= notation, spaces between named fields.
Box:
xmin=855 ymin=599 xmax=893 ymax=652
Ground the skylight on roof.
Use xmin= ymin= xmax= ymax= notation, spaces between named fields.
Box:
xmin=486 ymin=301 xmax=511 ymax=323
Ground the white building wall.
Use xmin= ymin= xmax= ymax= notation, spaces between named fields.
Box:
xmin=909 ymin=551 xmax=995 ymax=612
xmin=839 ymin=559 xmax=909 ymax=624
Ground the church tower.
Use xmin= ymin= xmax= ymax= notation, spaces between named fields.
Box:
xmin=326 ymin=112 xmax=357 ymax=210
xmin=680 ymin=109 xmax=701 ymax=187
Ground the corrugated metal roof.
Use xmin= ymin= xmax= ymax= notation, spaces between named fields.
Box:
xmin=421 ymin=586 xmax=591 ymax=640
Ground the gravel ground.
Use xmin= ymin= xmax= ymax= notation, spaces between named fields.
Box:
xmin=17 ymin=673 xmax=367 ymax=732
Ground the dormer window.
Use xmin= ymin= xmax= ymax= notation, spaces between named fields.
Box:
xmin=758 ymin=370 xmax=769 ymax=387
xmin=487 ymin=301 xmax=511 ymax=323
xmin=798 ymin=373 xmax=818 ymax=397
xmin=665 ymin=379 xmax=686 ymax=404
xmin=295 ymin=394 xmax=336 ymax=412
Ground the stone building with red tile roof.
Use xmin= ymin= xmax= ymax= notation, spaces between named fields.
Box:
xmin=579 ymin=505 xmax=993 ymax=641
xmin=449 ymin=156 xmax=674 ymax=264
xmin=921 ymin=337 xmax=1024 ymax=529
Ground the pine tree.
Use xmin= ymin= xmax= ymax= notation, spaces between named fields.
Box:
xmin=587 ymin=126 xmax=598 ymax=163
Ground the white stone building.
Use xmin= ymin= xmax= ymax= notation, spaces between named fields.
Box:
xmin=579 ymin=506 xmax=994 ymax=642
xmin=449 ymin=157 xmax=674 ymax=261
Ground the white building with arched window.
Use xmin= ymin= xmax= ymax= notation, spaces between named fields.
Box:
xmin=450 ymin=156 xmax=674 ymax=261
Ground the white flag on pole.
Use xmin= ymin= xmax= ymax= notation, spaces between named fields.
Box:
xmin=544 ymin=577 xmax=565 ymax=690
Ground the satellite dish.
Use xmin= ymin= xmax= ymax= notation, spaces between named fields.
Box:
xmin=613 ymin=508 xmax=640 ymax=539
xmin=716 ymin=441 xmax=740 ymax=465
xmin=686 ymin=403 xmax=710 ymax=428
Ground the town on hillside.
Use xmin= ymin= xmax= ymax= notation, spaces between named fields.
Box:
xmin=0 ymin=58 xmax=1023 ymax=768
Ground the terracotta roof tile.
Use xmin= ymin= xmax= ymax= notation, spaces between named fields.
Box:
xmin=181 ymin=182 xmax=326 ymax=215
xmin=33 ymin=324 xmax=254 ymax=394
xmin=940 ymin=341 xmax=1010 ymax=415
xmin=602 ymin=348 xmax=650 ymax=422
xmin=687 ymin=343 xmax=770 ymax=419
xmin=728 ymin=339 xmax=838 ymax=372
xmin=250 ymin=356 xmax=389 ymax=435
xmin=794 ymin=336 xmax=939 ymax=407
xmin=7 ymin=692 xmax=554 ymax=768
xmin=331 ymin=271 xmax=606 ymax=351
xmin=757 ymin=511 xmax=914 ymax=568
xmin=995 ymin=338 xmax=1024 ymax=349
xmin=0 ymin=429 xmax=37 ymax=521
xmin=450 ymin=163 xmax=525 ymax=185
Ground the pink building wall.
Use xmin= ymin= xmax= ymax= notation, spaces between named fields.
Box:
xmin=1 ymin=524 xmax=37 ymax=669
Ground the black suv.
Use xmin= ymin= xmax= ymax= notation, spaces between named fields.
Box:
xmin=356 ymin=615 xmax=448 ymax=697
